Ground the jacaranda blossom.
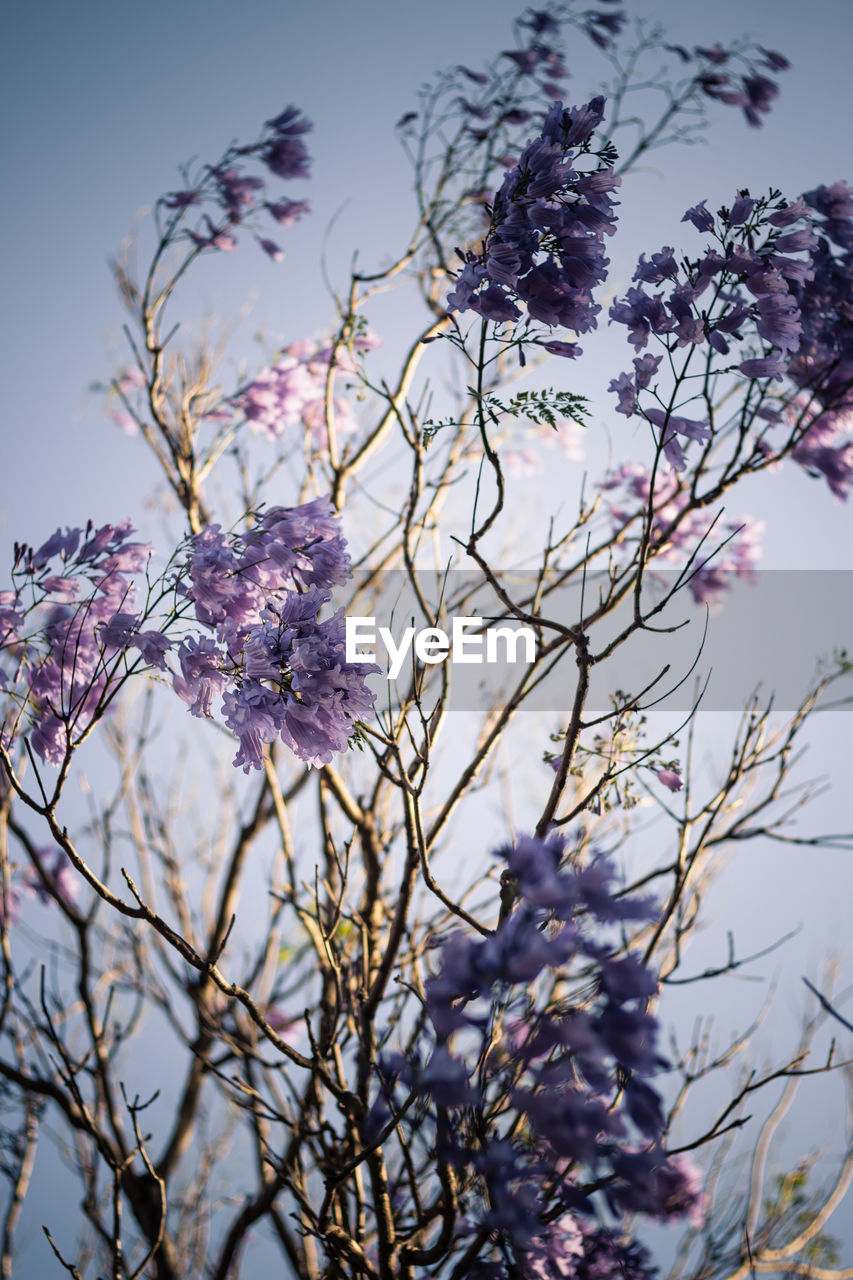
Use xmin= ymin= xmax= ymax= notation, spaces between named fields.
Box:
xmin=446 ymin=98 xmax=619 ymax=338
xmin=174 ymin=498 xmax=378 ymax=770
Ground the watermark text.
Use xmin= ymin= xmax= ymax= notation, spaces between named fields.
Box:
xmin=346 ymin=616 xmax=536 ymax=680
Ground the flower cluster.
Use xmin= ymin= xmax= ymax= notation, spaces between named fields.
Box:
xmin=377 ymin=833 xmax=703 ymax=1269
xmin=515 ymin=1218 xmax=658 ymax=1280
xmin=665 ymin=40 xmax=790 ymax=129
xmin=602 ymin=463 xmax=763 ymax=607
xmin=234 ymin=332 xmax=380 ymax=449
xmin=608 ymin=182 xmax=853 ymax=495
xmin=174 ymin=498 xmax=377 ymax=770
xmin=475 ymin=5 xmax=623 ymax=110
xmin=1 ymin=522 xmax=162 ymax=766
xmin=613 ymin=193 xmax=818 ymax=359
xmin=579 ymin=5 xmax=627 ymax=52
xmin=782 ymin=182 xmax=853 ymax=499
xmin=24 ymin=847 xmax=79 ymax=908
xmin=1 ymin=503 xmax=374 ymax=777
xmin=446 ymin=97 xmax=619 ymax=339
xmin=161 ymin=105 xmax=312 ymax=263
xmin=512 ymin=4 xmax=627 ymax=62
xmin=1 ymin=844 xmax=81 ymax=929
xmin=456 ymin=13 xmax=572 ymax=119
xmin=608 ymin=190 xmax=825 ymax=468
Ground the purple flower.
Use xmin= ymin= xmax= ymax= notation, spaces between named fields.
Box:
xmin=542 ymin=96 xmax=606 ymax=148
xmin=645 ymin=408 xmax=711 ymax=469
xmin=445 ymin=99 xmax=618 ymax=338
xmin=33 ymin=528 xmax=81 ymax=567
xmin=611 ymin=1147 xmax=705 ymax=1224
xmin=775 ymin=227 xmax=818 ymax=253
xmin=237 ymin=361 xmax=311 ymax=438
xmin=421 ymin=1047 xmax=480 ymax=1108
xmin=633 ymin=353 xmax=662 ymax=388
xmin=609 ymin=371 xmax=637 ymax=417
xmin=501 ymin=48 xmax=541 ymax=74
xmin=760 ymin=47 xmax=790 ymax=71
xmin=633 ymin=246 xmax=678 ymax=284
xmin=767 ymin=197 xmax=810 ymax=228
xmin=656 ymin=768 xmax=683 ymax=792
xmin=98 ymin=611 xmax=138 ymax=649
xmin=792 ymin=440 xmax=853 ymax=501
xmin=695 ymin=43 xmax=729 ymax=64
xmin=130 ymin=629 xmax=172 ymax=670
xmin=681 ymin=201 xmax=714 ymax=232
xmin=574 ymin=1225 xmax=656 ymax=1279
xmin=183 ymin=525 xmax=252 ymax=630
xmin=171 ymin=501 xmax=376 ymax=770
xmin=739 ymin=352 xmax=787 ymax=378
xmin=253 ymin=497 xmax=352 ymax=588
xmin=743 ymin=73 xmax=779 ymax=126
xmin=24 ymin=849 xmax=78 ymax=909
xmin=499 ymin=832 xmax=573 ymax=913
xmin=261 ymin=138 xmax=310 ymax=181
xmin=542 ymin=339 xmax=581 ymax=358
xmin=584 ymin=9 xmax=626 ymax=48
xmin=267 ymin=199 xmax=310 ymax=226
xmin=258 ymin=237 xmax=284 ymax=262
xmin=261 ymin=107 xmax=312 ymax=180
xmin=213 ymin=167 xmax=264 ymax=214
xmin=222 ymin=682 xmax=283 ymax=773
xmin=173 ymin=637 xmax=229 ymax=718
xmin=521 ymin=9 xmax=560 ymax=36
xmin=4 ymin=521 xmax=157 ymax=766
xmin=755 ymin=290 xmax=802 ymax=351
xmin=471 ymin=282 xmax=522 ymax=323
xmin=726 ymin=194 xmax=756 ymax=226
xmin=446 ymin=260 xmax=489 ymax=313
xmin=609 ymin=287 xmax=673 ymax=351
xmin=189 ymin=216 xmax=238 ymax=253
xmin=455 ymin=64 xmax=488 ymax=84
xmin=623 ymin=1078 xmax=666 ymax=1137
xmin=405 ymin=833 xmax=695 ymax=1260
xmin=162 ymin=189 xmax=202 ymax=210
xmin=265 ymin=105 xmax=312 ymax=135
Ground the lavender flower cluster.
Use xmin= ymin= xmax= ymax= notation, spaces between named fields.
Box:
xmin=623 ymin=193 xmax=816 ymax=361
xmin=785 ymin=182 xmax=853 ymax=498
xmin=601 ymin=463 xmax=763 ymax=607
xmin=608 ymin=187 xmax=853 ymax=494
xmin=0 ymin=521 xmax=159 ymax=766
xmin=446 ymin=97 xmax=620 ymax=340
xmin=441 ymin=12 xmax=791 ymax=352
xmin=669 ymin=39 xmax=790 ymax=129
xmin=1 ymin=502 xmax=376 ymax=776
xmin=375 ymin=833 xmax=703 ymax=1273
xmin=607 ymin=193 xmax=816 ymax=467
xmin=161 ymin=105 xmax=312 ymax=263
xmin=234 ymin=332 xmax=380 ymax=450
xmin=498 ymin=6 xmax=787 ymax=134
xmin=460 ymin=4 xmax=622 ymax=121
xmin=2 ymin=847 xmax=79 ymax=926
xmin=174 ymin=498 xmax=377 ymax=771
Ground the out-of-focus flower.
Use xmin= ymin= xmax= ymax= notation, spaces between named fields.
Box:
xmin=656 ymin=768 xmax=683 ymax=792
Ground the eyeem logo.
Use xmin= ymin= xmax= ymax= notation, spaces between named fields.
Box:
xmin=346 ymin=616 xmax=536 ymax=680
